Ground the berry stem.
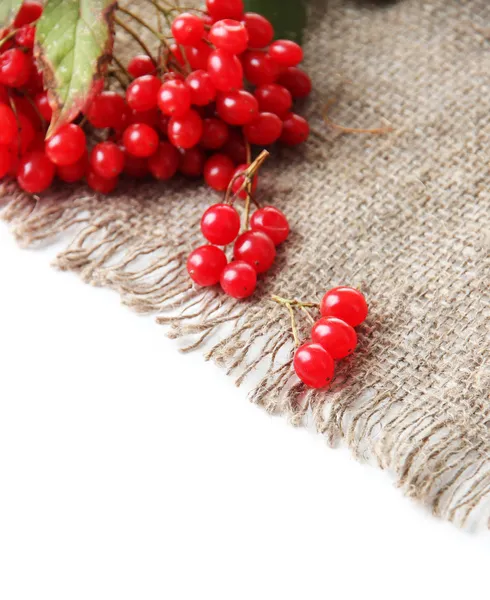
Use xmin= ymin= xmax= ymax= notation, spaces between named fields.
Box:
xmin=323 ymin=99 xmax=393 ymax=135
xmin=271 ymin=295 xmax=320 ymax=347
xmin=113 ymin=14 xmax=157 ymax=64
xmin=225 ymin=149 xmax=269 ymax=206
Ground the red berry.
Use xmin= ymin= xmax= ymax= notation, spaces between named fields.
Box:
xmin=13 ymin=1 xmax=43 ymax=27
xmin=233 ymin=230 xmax=275 ymax=273
xmin=207 ymin=49 xmax=243 ymax=92
xmin=242 ymin=12 xmax=274 ymax=48
xmin=123 ymin=123 xmax=159 ymax=157
xmin=0 ymin=84 xmax=9 ymax=104
xmin=220 ymin=260 xmax=256 ymax=299
xmin=34 ymin=91 xmax=53 ymax=122
xmin=14 ymin=25 xmax=35 ymax=48
xmin=203 ymin=153 xmax=235 ymax=191
xmin=24 ymin=62 xmax=44 ymax=95
xmin=280 ymin=112 xmax=310 ymax=146
xmin=12 ymin=95 xmax=42 ymax=131
xmin=254 ymin=83 xmax=292 ymax=118
xmin=0 ymin=145 xmax=14 ymax=178
xmin=126 ymin=75 xmax=161 ymax=112
xmin=45 ymin=124 xmax=86 ymax=167
xmin=0 ymin=104 xmax=18 ymax=146
xmin=250 ymin=206 xmax=289 ymax=245
xmin=243 ymin=112 xmax=282 ymax=145
xmin=241 ymin=50 xmax=280 ymax=86
xmin=172 ymin=12 xmax=204 ymax=46
xmin=57 ymin=151 xmax=88 ymax=183
xmin=127 ymin=107 xmax=159 ymax=127
xmin=201 ymin=202 xmax=240 ymax=245
xmin=157 ymin=79 xmax=191 ymax=117
xmin=209 ymin=19 xmax=249 ymax=54
xmin=186 ymin=69 xmax=216 ymax=106
xmin=206 ymin=0 xmax=244 ymax=20
xmin=148 ymin=141 xmax=180 ymax=180
xmin=16 ymin=112 xmax=35 ymax=154
xmin=90 ymin=141 xmax=125 ymax=179
xmin=311 ymin=317 xmax=358 ymax=360
xmin=184 ymin=41 xmax=212 ymax=70
xmin=169 ymin=44 xmax=186 ymax=68
xmin=320 ymin=287 xmax=368 ymax=328
xmin=216 ymin=89 xmax=258 ymax=125
xmin=123 ymin=151 xmax=149 ymax=179
xmin=179 ymin=146 xmax=206 ymax=178
xmin=16 ymin=150 xmax=55 ymax=194
xmin=231 ymin=163 xmax=257 ymax=199
xmin=277 ymin=67 xmax=312 ymax=99
xmin=187 ymin=245 xmax=228 ymax=286
xmin=128 ymin=55 xmax=156 ymax=78
xmin=221 ymin=129 xmax=247 ymax=164
xmin=168 ymin=109 xmax=203 ymax=149
xmin=87 ymin=169 xmax=118 ymax=194
xmin=0 ymin=49 xmax=31 ymax=87
xmin=200 ymin=117 xmax=229 ymax=150
xmin=86 ymin=92 xmax=128 ymax=129
xmin=294 ymin=343 xmax=335 ymax=389
xmin=268 ymin=40 xmax=304 ymax=67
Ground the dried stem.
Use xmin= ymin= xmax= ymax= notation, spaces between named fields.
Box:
xmin=113 ymin=15 xmax=156 ymax=63
xmin=225 ymin=149 xmax=269 ymax=206
xmin=271 ymin=295 xmax=320 ymax=347
xmin=323 ymin=99 xmax=393 ymax=135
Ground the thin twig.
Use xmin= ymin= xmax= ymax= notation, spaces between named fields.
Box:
xmin=323 ymin=99 xmax=393 ymax=135
xmin=113 ymin=14 xmax=156 ymax=63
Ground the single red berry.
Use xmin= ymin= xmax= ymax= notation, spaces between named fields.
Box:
xmin=231 ymin=163 xmax=257 ymax=199
xmin=0 ymin=49 xmax=31 ymax=87
xmin=200 ymin=117 xmax=229 ymax=150
xmin=243 ymin=112 xmax=283 ymax=145
xmin=16 ymin=150 xmax=55 ymax=194
xmin=0 ymin=145 xmax=14 ymax=179
xmin=241 ymin=50 xmax=280 ymax=86
xmin=203 ymin=153 xmax=235 ymax=191
xmin=250 ymin=206 xmax=289 ymax=245
xmin=201 ymin=202 xmax=240 ymax=245
xmin=86 ymin=92 xmax=128 ymax=129
xmin=268 ymin=40 xmax=304 ymax=67
xmin=12 ymin=95 xmax=42 ymax=131
xmin=126 ymin=75 xmax=161 ymax=112
xmin=168 ymin=109 xmax=203 ymax=149
xmin=148 ymin=141 xmax=180 ymax=180
xmin=0 ymin=104 xmax=18 ymax=146
xmin=311 ymin=317 xmax=358 ymax=360
xmin=16 ymin=112 xmax=35 ymax=154
xmin=186 ymin=69 xmax=216 ymax=106
xmin=277 ymin=67 xmax=312 ymax=99
xmin=90 ymin=142 xmax=125 ymax=179
xmin=179 ymin=146 xmax=206 ymax=178
xmin=128 ymin=55 xmax=156 ymax=78
xmin=123 ymin=123 xmax=159 ymax=157
xmin=220 ymin=260 xmax=256 ymax=299
xmin=127 ymin=107 xmax=159 ymax=127
xmin=14 ymin=25 xmax=35 ymax=48
xmin=209 ymin=19 xmax=249 ymax=55
xmin=157 ymin=79 xmax=191 ymax=117
xmin=13 ymin=1 xmax=43 ymax=27
xmin=207 ymin=49 xmax=243 ymax=92
xmin=241 ymin=12 xmax=274 ymax=48
xmin=233 ymin=230 xmax=275 ymax=273
xmin=294 ymin=343 xmax=335 ymax=389
xmin=86 ymin=169 xmax=118 ymax=194
xmin=45 ymin=124 xmax=86 ymax=167
xmin=216 ymin=89 xmax=258 ymax=125
xmin=172 ymin=12 xmax=204 ymax=46
xmin=320 ymin=287 xmax=368 ymax=328
xmin=221 ymin=129 xmax=247 ymax=164
xmin=206 ymin=0 xmax=244 ymax=20
xmin=123 ymin=150 xmax=149 ymax=179
xmin=0 ymin=84 xmax=9 ymax=104
xmin=254 ymin=83 xmax=292 ymax=118
xmin=24 ymin=62 xmax=44 ymax=95
xmin=34 ymin=91 xmax=53 ymax=122
xmin=57 ymin=151 xmax=89 ymax=183
xmin=187 ymin=244 xmax=228 ymax=286
xmin=184 ymin=41 xmax=212 ymax=70
xmin=280 ymin=112 xmax=310 ymax=146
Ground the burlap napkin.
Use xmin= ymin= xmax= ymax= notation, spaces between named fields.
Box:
xmin=2 ymin=0 xmax=489 ymax=528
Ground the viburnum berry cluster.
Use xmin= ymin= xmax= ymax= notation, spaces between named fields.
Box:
xmin=0 ymin=0 xmax=312 ymax=197
xmin=273 ymin=287 xmax=369 ymax=389
xmin=187 ymin=150 xmax=290 ymax=298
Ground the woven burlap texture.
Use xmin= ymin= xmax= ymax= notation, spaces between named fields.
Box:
xmin=2 ymin=0 xmax=490 ymax=528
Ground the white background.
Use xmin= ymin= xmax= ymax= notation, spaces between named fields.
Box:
xmin=0 ymin=223 xmax=489 ymax=600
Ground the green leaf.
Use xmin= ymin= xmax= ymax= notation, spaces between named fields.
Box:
xmin=244 ymin=0 xmax=308 ymax=44
xmin=0 ymin=0 xmax=23 ymax=29
xmin=35 ymin=0 xmax=116 ymax=134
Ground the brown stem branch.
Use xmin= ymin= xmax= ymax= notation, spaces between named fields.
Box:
xmin=113 ymin=15 xmax=156 ymax=63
